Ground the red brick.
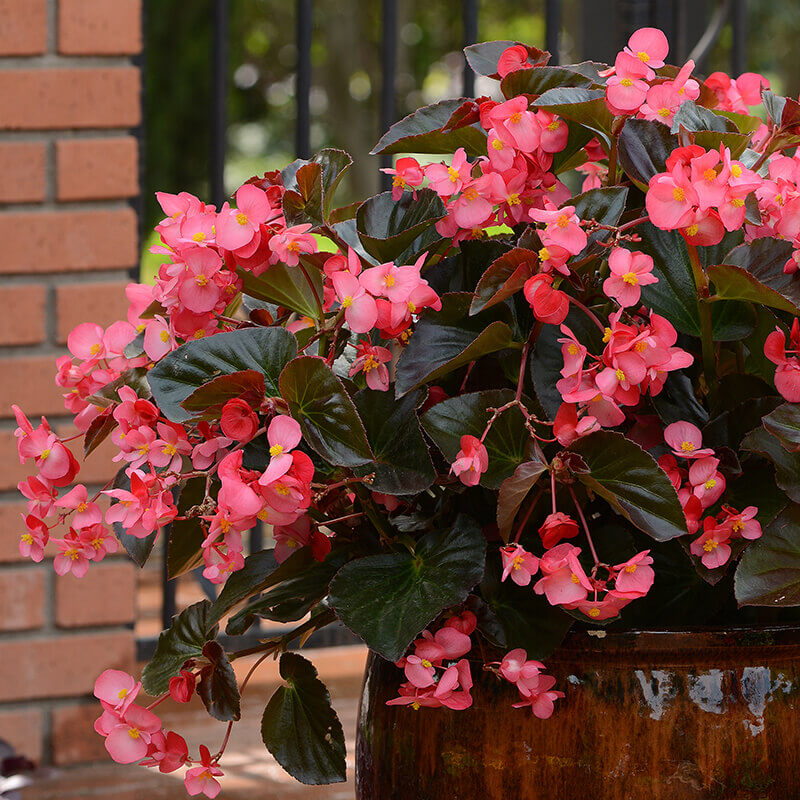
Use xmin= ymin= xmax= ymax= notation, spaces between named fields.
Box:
xmin=56 ymin=137 xmax=138 ymax=201
xmin=51 ymin=702 xmax=108 ymax=764
xmin=0 ymin=142 xmax=46 ymax=203
xmin=56 ymin=561 xmax=135 ymax=627
xmin=0 ymin=355 xmax=67 ymax=419
xmin=0 ymin=285 xmax=46 ymax=345
xmin=0 ymin=68 xmax=140 ymax=130
xmin=56 ymin=281 xmax=130 ymax=343
xmin=0 ymin=208 xmax=138 ymax=274
xmin=0 ymin=709 xmax=43 ymax=763
xmin=0 ymin=0 xmax=47 ymax=55
xmin=0 ymin=502 xmax=31 ymax=563
xmin=0 ymin=567 xmax=45 ymax=631
xmin=58 ymin=0 xmax=142 ymax=55
xmin=0 ymin=631 xmax=134 ymax=702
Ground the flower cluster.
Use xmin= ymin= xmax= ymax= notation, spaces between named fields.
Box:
xmin=765 ymin=318 xmax=800 ymax=402
xmin=496 ymin=649 xmax=563 ymax=718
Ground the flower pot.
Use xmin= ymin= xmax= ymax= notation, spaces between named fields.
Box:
xmin=355 ymin=626 xmax=800 ymax=800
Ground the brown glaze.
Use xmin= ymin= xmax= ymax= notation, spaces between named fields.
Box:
xmin=356 ymin=627 xmax=800 ymax=800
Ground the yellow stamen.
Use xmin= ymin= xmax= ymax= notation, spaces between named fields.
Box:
xmin=622 ymin=271 xmax=638 ymax=285
xmin=269 ymin=444 xmax=284 ymax=457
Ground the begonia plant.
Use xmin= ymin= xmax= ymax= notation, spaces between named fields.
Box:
xmin=13 ymin=26 xmax=800 ymax=794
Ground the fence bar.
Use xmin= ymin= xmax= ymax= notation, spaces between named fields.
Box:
xmin=730 ymin=0 xmax=746 ymax=75
xmin=380 ymin=0 xmax=398 ymax=191
xmin=545 ymin=0 xmax=560 ymax=65
xmin=462 ymin=0 xmax=478 ymax=97
xmin=210 ymin=0 xmax=229 ymax=208
xmin=295 ymin=0 xmax=312 ymax=159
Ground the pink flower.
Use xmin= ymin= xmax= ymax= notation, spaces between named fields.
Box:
xmin=497 ymin=45 xmax=531 ymax=77
xmin=534 ymin=543 xmax=593 ymax=606
xmin=451 ymin=435 xmax=488 ymax=486
xmin=538 ymin=512 xmax=580 ymax=549
xmin=141 ymin=730 xmax=189 ymax=774
xmin=359 ymin=261 xmax=423 ymax=303
xmin=168 ymin=670 xmax=195 ymax=703
xmin=268 ymin=223 xmax=317 ymax=267
xmin=333 ymin=271 xmax=378 ymax=333
xmin=349 ymin=340 xmax=392 ymax=391
xmin=624 ymin=27 xmax=669 ymax=69
xmin=765 ymin=320 xmax=800 ymax=402
xmin=20 ymin=514 xmax=48 ymax=562
xmin=688 ymin=456 xmax=726 ymax=508
xmin=529 ymin=203 xmax=587 ymax=254
xmin=184 ymin=745 xmax=224 ymax=798
xmin=646 ymin=172 xmax=698 ymax=230
xmin=552 ymin=403 xmax=599 ymax=447
xmin=432 ymin=659 xmax=474 ymax=710
xmin=259 ymin=414 xmax=302 ymax=486
xmin=143 ymin=314 xmax=176 ymax=361
xmin=54 ymin=483 xmax=102 ymax=528
xmin=603 ymin=247 xmax=658 ymax=307
xmin=720 ymin=505 xmax=762 ymax=541
xmin=487 ymin=97 xmax=540 ymax=152
xmin=500 ymin=544 xmax=539 ymax=586
xmin=690 ymin=517 xmax=732 ymax=569
xmin=53 ymin=530 xmax=93 ymax=577
xmin=94 ymin=669 xmax=141 ymax=715
xmin=512 ymin=673 xmax=564 ymax=718
xmin=499 ymin=649 xmax=545 ymax=684
xmin=612 ymin=551 xmax=655 ymax=598
xmin=178 ymin=247 xmax=223 ymax=313
xmin=220 ymin=398 xmax=260 ymax=442
xmin=215 ymin=184 xmax=272 ymax=251
xmin=425 ymin=148 xmax=471 ymax=196
xmin=102 ymin=704 xmax=162 ymax=764
xmin=523 ymin=273 xmax=569 ymax=325
xmin=402 ymin=654 xmax=436 ymax=688
xmin=664 ymin=421 xmax=714 ymax=460
xmin=273 ymin=515 xmax=330 ymax=564
xmin=381 ymin=157 xmax=424 ymax=201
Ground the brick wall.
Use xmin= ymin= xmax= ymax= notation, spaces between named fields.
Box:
xmin=0 ymin=0 xmax=142 ymax=765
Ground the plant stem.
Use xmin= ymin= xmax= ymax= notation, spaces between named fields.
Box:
xmin=550 ymin=469 xmax=557 ymax=515
xmin=686 ymin=243 xmax=717 ymax=406
xmin=229 ymin=608 xmax=337 ymax=661
xmin=567 ymin=295 xmax=606 ymax=333
xmin=568 ymin=485 xmax=600 ymax=565
xmin=512 ymin=486 xmax=544 ymax=544
xmin=605 ymin=136 xmax=618 ymax=186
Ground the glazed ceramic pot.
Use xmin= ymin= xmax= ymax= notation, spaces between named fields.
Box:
xmin=355 ymin=627 xmax=800 ymax=800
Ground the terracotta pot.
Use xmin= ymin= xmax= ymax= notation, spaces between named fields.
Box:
xmin=356 ymin=626 xmax=800 ymax=800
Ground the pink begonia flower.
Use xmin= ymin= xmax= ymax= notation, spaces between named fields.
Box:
xmin=612 ymin=551 xmax=655 ymax=599
xmin=143 ymin=314 xmax=176 ymax=361
xmin=94 ymin=669 xmax=141 ymax=715
xmin=646 ymin=171 xmax=698 ymax=229
xmin=639 ymin=82 xmax=682 ymax=125
xmin=150 ymin=422 xmax=192 ymax=473
xmin=536 ymin=111 xmax=569 ymax=153
xmin=141 ymin=730 xmax=189 ymax=774
xmin=443 ymin=610 xmax=477 ymax=636
xmin=79 ymin=523 xmax=118 ymax=561
xmin=259 ymin=414 xmax=303 ymax=486
xmin=332 ymin=270 xmax=378 ymax=333
xmin=451 ymin=434 xmax=488 ymax=486
xmin=452 ymin=177 xmax=496 ymax=229
xmin=719 ymin=505 xmax=762 ymax=541
xmin=220 ymin=398 xmax=259 ymax=442
xmin=538 ymin=512 xmax=580 ymax=549
xmin=178 ymin=247 xmax=223 ymax=313
xmin=605 ymin=51 xmax=651 ymax=112
xmin=664 ymin=421 xmax=715 ymax=459
xmin=18 ymin=474 xmax=57 ymax=518
xmin=273 ymin=515 xmax=331 ymax=564
xmin=552 ymin=403 xmax=599 ymax=447
xmin=764 ymin=320 xmax=800 ymax=402
xmin=568 ymin=594 xmax=632 ymax=621
xmin=178 ymin=210 xmax=217 ymax=248
xmin=603 ymin=247 xmax=658 ymax=307
xmin=215 ymin=184 xmax=272 ymax=250
xmin=349 ymin=340 xmax=392 ymax=391
xmin=381 ymin=156 xmax=424 ymax=201
xmin=487 ymin=129 xmax=516 ymax=172
xmin=168 ymin=670 xmax=195 ymax=704
xmin=497 ymin=44 xmax=531 ymax=77
xmin=268 ymin=223 xmax=317 ymax=267
xmin=534 ymin=543 xmax=592 ymax=606
xmin=184 ymin=745 xmax=224 ymax=798
xmin=403 ymin=655 xmax=436 ymax=689
xmin=500 ymin=544 xmax=539 ymax=586
xmin=523 ymin=273 xmax=569 ymax=326
xmin=625 ymin=27 xmax=669 ymax=69
xmin=20 ymin=514 xmax=48 ymax=562
xmin=425 ymin=148 xmax=472 ymax=196
xmin=689 ymin=456 xmax=726 ymax=508
xmin=689 ymin=149 xmax=730 ymax=211
xmin=432 ymin=659 xmax=474 ymax=710
xmin=102 ymin=704 xmax=162 ymax=764
xmin=55 ymin=483 xmax=102 ymax=528
xmin=512 ymin=673 xmax=564 ymax=718
xmin=53 ymin=531 xmax=93 ymax=577
xmin=412 ymin=626 xmax=472 ymax=664
xmin=529 ymin=202 xmax=587 ymax=254
xmin=487 ymin=96 xmax=541 ymax=152
xmin=68 ymin=322 xmax=106 ymax=362
xmin=690 ymin=518 xmax=732 ymax=569
xmin=359 ymin=261 xmax=422 ymax=303
xmin=499 ymin=649 xmax=545 ymax=684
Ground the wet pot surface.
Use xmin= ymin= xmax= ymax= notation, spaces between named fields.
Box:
xmin=356 ymin=627 xmax=800 ymax=800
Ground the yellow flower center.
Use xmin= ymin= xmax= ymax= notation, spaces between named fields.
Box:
xmin=77 ymin=502 xmax=88 ymax=512
xmin=731 ymin=164 xmax=743 ymax=177
xmin=128 ymin=727 xmax=141 ymax=739
xmin=362 ymin=355 xmax=379 ymax=373
xmin=625 ymin=564 xmax=637 ymax=573
xmin=703 ymin=168 xmax=717 ymax=182
xmin=420 ymin=659 xmax=432 ymax=669
xmin=686 ymin=224 xmax=699 ymax=236
xmin=622 ymin=271 xmax=639 ymax=285
xmin=547 ymin=119 xmax=560 ymax=131
xmin=588 ymin=607 xmax=601 ymax=618
xmin=385 ymin=274 xmax=396 ymax=288
xmin=672 ymin=187 xmax=686 ymax=202
xmin=163 ymin=443 xmax=177 ymax=456
xmin=195 ymin=274 xmax=209 ymax=286
xmin=657 ymin=107 xmax=671 ymax=118
xmin=21 ymin=533 xmax=33 ymax=545
xmin=118 ymin=688 xmax=128 ymax=699
xmin=637 ymin=50 xmax=650 ymax=63
xmin=568 ymin=344 xmax=578 ymax=355
xmin=703 ymin=539 xmax=719 ymax=552
xmin=620 ymin=78 xmax=633 ymax=87
xmin=570 ymin=573 xmax=580 ymax=584
xmin=392 ymin=175 xmax=407 ymax=188
xmin=509 ymin=111 xmax=522 ymax=123
xmin=491 ymin=138 xmax=504 ymax=150
xmin=704 ymin=478 xmax=717 ymax=490
xmin=269 ymin=444 xmax=284 ymax=457
xmin=90 ymin=343 xmax=102 ymax=355
xmin=236 ymin=212 xmax=249 ymax=226
xmin=615 ymin=368 xmax=626 ymax=381
xmin=732 ymin=520 xmax=744 ymax=533
xmin=731 ymin=197 xmax=744 ymax=208
xmin=680 ymin=441 xmax=695 ymax=452
xmin=194 ymin=329 xmax=206 ymax=339
xmin=192 ymin=232 xmax=206 ymax=242
xmin=556 ymin=213 xmax=570 ymax=229
xmin=447 ymin=166 xmax=459 ymax=182
xmin=464 ymin=187 xmax=478 ymax=202
xmin=602 ymin=327 xmax=612 ymax=343
xmin=40 ymin=448 xmax=51 ymax=460
xmin=160 ymin=330 xmax=170 ymax=342
xmin=275 ymin=484 xmax=290 ymax=496
xmin=539 ymin=246 xmax=551 ymax=262
xmin=507 ymin=192 xmax=520 ymax=205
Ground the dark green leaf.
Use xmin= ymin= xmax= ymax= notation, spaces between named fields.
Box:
xmin=421 ymin=389 xmax=530 ymax=489
xmin=651 ymin=372 xmax=708 ymax=428
xmin=570 ymin=186 xmax=629 ymax=259
xmin=735 ymin=504 xmax=800 ymax=606
xmin=762 ymin=404 xmax=800 ymax=453
xmin=568 ymin=431 xmax=687 ymax=541
xmin=142 ymin=600 xmax=215 ymax=695
xmin=497 ymin=455 xmax=548 ymax=540
xmin=351 ymin=388 xmax=434 ymax=495
xmin=500 ymin=65 xmax=594 ymax=99
xmin=742 ymin=426 xmax=800 ymax=505
xmin=356 ymin=189 xmax=446 ymax=264
xmin=371 ymin=98 xmax=487 ymax=157
xmin=148 ymin=327 xmax=298 ymax=423
xmin=279 ymin=356 xmax=373 ymax=467
xmin=282 ymin=162 xmax=323 ymax=227
xmin=533 ymin=88 xmax=614 ymax=142
xmin=261 ymin=652 xmax=346 ymax=785
xmin=238 ymin=262 xmax=324 ymax=319
xmin=167 ymin=477 xmax=208 ymax=579
xmin=618 ymin=118 xmax=679 ymax=188
xmin=197 ymin=641 xmax=241 ymax=722
xmin=329 ymin=515 xmax=486 ymax=661
xmin=671 ymin=101 xmax=737 ymax=134
xmin=708 ymin=264 xmax=800 ymax=317
xmin=723 ymin=238 xmax=800 ymax=309
xmin=469 ymin=247 xmax=537 ymax=315
xmin=395 ymin=293 xmax=515 ymax=396
xmin=703 ymin=397 xmax=780 ymax=451
xmin=87 ymin=367 xmax=151 ymax=408
xmin=181 ymin=369 xmax=266 ymax=417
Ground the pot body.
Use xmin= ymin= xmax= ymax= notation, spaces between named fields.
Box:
xmin=356 ymin=627 xmax=800 ymax=800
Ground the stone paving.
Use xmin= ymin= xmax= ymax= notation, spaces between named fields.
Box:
xmin=18 ymin=647 xmax=368 ymax=800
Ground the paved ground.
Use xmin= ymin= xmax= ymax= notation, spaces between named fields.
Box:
xmin=18 ymin=647 xmax=368 ymax=800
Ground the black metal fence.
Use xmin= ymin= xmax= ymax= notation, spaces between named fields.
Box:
xmin=139 ymin=0 xmax=751 ymax=658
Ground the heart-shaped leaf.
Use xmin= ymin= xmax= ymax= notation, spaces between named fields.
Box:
xmin=500 ymin=65 xmax=594 ymax=99
xmin=238 ymin=260 xmax=324 ymax=320
xmin=282 ymin=162 xmax=323 ymax=227
xmin=371 ymin=98 xmax=488 ymax=157
xmin=742 ymin=426 xmax=800 ymax=504
xmin=148 ymin=327 xmax=297 ymax=423
xmin=395 ymin=294 xmax=516 ymax=396
xmin=329 ymin=515 xmax=486 ymax=661
xmin=142 ymin=600 xmax=216 ymax=695
xmin=261 ymin=652 xmax=346 ymax=785
xmin=181 ymin=369 xmax=266 ymax=418
xmin=470 ymin=247 xmax=538 ymax=315
xmin=497 ymin=454 xmax=548 ymax=540
xmin=197 ymin=641 xmax=241 ymax=722
xmin=533 ymin=88 xmax=614 ymax=142
xmin=567 ymin=431 xmax=688 ymax=541
xmin=618 ymin=118 xmax=679 ymax=188
xmin=351 ymin=388 xmax=435 ymax=496
xmin=735 ymin=504 xmax=800 ymax=607
xmin=279 ymin=356 xmax=373 ymax=467
xmin=421 ymin=389 xmax=530 ymax=489
xmin=570 ymin=186 xmax=629 ymax=259
xmin=762 ymin=403 xmax=800 ymax=452
xmin=671 ymin=100 xmax=738 ymax=134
